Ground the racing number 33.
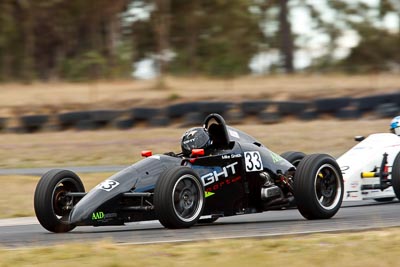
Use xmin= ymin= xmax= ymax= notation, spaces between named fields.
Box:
xmin=244 ymin=151 xmax=263 ymax=172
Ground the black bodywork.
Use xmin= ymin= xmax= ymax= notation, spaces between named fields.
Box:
xmin=34 ymin=113 xmax=344 ymax=232
xmin=69 ymin=116 xmax=293 ymax=227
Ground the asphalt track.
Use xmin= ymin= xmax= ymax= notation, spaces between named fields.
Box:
xmin=1 ymin=200 xmax=399 ymax=248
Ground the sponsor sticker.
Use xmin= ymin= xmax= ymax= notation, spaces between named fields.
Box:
xmin=92 ymin=211 xmax=105 ymax=220
xmin=221 ymin=154 xmax=242 ymax=160
xmin=92 ymin=212 xmax=117 ymax=221
xmin=350 ymin=182 xmax=359 ymax=189
xmin=201 ymin=162 xmax=239 ymax=187
xmin=270 ymin=151 xmax=283 ymax=164
xmin=228 ymin=129 xmax=240 ymax=139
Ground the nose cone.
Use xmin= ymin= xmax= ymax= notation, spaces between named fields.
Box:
xmin=69 ymin=205 xmax=93 ymax=225
xmin=68 ymin=186 xmax=112 ymax=225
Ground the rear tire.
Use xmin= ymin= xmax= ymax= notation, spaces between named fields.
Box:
xmin=34 ymin=169 xmax=85 ymax=233
xmin=154 ymin=166 xmax=205 ymax=229
xmin=280 ymin=151 xmax=306 ymax=167
xmin=391 ymin=152 xmax=400 ymax=200
xmin=294 ymin=154 xmax=343 ymax=220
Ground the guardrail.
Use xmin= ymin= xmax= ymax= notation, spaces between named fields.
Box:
xmin=2 ymin=92 xmax=400 ymax=133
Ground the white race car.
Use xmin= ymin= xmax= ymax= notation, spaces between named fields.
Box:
xmin=281 ymin=133 xmax=400 ymax=203
xmin=337 ymin=133 xmax=400 ymax=202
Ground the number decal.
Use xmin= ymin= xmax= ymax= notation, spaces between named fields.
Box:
xmin=340 ymin=166 xmax=349 ymax=175
xmin=97 ymin=180 xmax=120 ymax=192
xmin=244 ymin=151 xmax=263 ymax=172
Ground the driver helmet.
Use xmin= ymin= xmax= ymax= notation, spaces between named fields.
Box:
xmin=390 ymin=116 xmax=400 ymax=135
xmin=181 ymin=127 xmax=211 ymax=155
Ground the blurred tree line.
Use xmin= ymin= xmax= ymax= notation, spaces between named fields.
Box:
xmin=0 ymin=0 xmax=399 ymax=82
xmin=0 ymin=0 xmax=130 ymax=81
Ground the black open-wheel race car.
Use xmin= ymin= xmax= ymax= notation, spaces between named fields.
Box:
xmin=34 ymin=113 xmax=344 ymax=233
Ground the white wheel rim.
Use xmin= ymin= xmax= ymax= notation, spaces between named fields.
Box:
xmin=171 ymin=174 xmax=204 ymax=222
xmin=313 ymin=164 xmax=342 ymax=210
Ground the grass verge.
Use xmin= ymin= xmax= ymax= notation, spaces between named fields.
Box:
xmin=1 ymin=228 xmax=400 ymax=266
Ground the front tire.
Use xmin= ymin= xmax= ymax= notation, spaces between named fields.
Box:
xmin=391 ymin=152 xmax=400 ymax=200
xmin=294 ymin=154 xmax=343 ymax=220
xmin=34 ymin=169 xmax=85 ymax=233
xmin=154 ymin=166 xmax=205 ymax=229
